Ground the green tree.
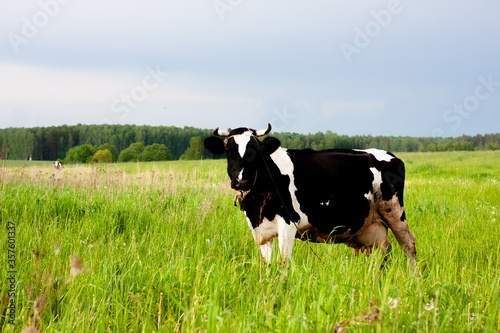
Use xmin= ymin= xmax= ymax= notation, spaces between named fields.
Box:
xmin=97 ymin=143 xmax=118 ymax=162
xmin=140 ymin=143 xmax=172 ymax=162
xmin=180 ymin=137 xmax=204 ymax=160
xmin=119 ymin=142 xmax=145 ymax=162
xmin=63 ymin=144 xmax=97 ymax=164
xmin=68 ymin=133 xmax=74 ymax=149
xmin=91 ymin=149 xmax=113 ymax=163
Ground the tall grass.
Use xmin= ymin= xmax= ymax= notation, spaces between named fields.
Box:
xmin=1 ymin=152 xmax=499 ymax=332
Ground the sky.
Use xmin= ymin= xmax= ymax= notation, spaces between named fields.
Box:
xmin=1 ymin=0 xmax=499 ymax=137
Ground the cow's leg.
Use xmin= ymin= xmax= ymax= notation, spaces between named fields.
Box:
xmin=259 ymin=241 xmax=273 ymax=263
xmin=391 ymin=217 xmax=416 ymax=262
xmin=248 ymin=217 xmax=278 ymax=263
xmin=277 ymin=215 xmax=297 ymax=262
xmin=380 ymin=195 xmax=416 ymax=262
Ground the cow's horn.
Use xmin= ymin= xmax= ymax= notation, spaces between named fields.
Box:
xmin=255 ymin=123 xmax=272 ymax=137
xmin=213 ymin=127 xmax=230 ymax=137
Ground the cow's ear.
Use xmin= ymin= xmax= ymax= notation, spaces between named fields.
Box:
xmin=262 ymin=137 xmax=281 ymax=155
xmin=204 ymin=137 xmax=226 ymax=155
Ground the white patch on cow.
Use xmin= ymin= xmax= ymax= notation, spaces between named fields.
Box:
xmin=355 ymin=148 xmax=394 ymax=162
xmin=270 ymin=148 xmax=310 ymax=230
xmin=369 ymin=167 xmax=383 ymax=194
xmin=320 ymin=200 xmax=330 ymax=206
xmin=260 ymin=241 xmax=273 ymax=263
xmin=237 ymin=168 xmax=244 ymax=181
xmin=277 ymin=215 xmax=296 ymax=260
xmin=248 ymin=214 xmax=297 ymax=262
xmin=248 ymin=216 xmax=278 ymax=245
xmin=233 ymin=131 xmax=254 ymax=158
xmin=365 ymin=167 xmax=383 ymax=201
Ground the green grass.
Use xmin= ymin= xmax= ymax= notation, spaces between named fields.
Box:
xmin=1 ymin=160 xmax=53 ymax=168
xmin=1 ymin=151 xmax=500 ymax=332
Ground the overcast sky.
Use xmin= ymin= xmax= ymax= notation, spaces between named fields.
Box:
xmin=1 ymin=0 xmax=499 ymax=137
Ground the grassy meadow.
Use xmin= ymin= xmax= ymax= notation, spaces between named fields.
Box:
xmin=1 ymin=151 xmax=499 ymax=332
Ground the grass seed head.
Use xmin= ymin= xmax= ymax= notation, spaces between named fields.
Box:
xmin=21 ymin=324 xmax=41 ymax=333
xmin=31 ymin=250 xmax=46 ymax=258
xmin=53 ymin=243 xmax=61 ymax=256
xmin=69 ymin=254 xmax=83 ymax=279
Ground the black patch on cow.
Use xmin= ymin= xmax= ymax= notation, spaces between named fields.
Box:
xmin=379 ymin=157 xmax=405 ymax=204
xmin=288 ymin=149 xmax=374 ymax=235
xmin=260 ymin=137 xmax=281 ymax=155
xmin=231 ymin=127 xmax=258 ymax=136
xmin=241 ymin=191 xmax=298 ymax=229
xmin=204 ymin=137 xmax=225 ymax=155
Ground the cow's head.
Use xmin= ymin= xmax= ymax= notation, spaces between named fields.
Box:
xmin=204 ymin=124 xmax=281 ymax=191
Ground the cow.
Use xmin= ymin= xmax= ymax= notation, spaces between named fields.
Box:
xmin=54 ymin=161 xmax=63 ymax=170
xmin=204 ymin=124 xmax=416 ymax=264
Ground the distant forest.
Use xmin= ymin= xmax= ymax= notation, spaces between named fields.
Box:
xmin=1 ymin=124 xmax=499 ymax=161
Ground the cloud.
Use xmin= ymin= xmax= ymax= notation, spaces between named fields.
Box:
xmin=0 ymin=1 xmax=499 ymax=136
xmin=0 ymin=61 xmax=263 ymax=128
xmin=321 ymin=100 xmax=385 ymax=118
xmin=0 ymin=62 xmax=119 ymax=103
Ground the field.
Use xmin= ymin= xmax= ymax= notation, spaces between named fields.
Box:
xmin=1 ymin=151 xmax=499 ymax=332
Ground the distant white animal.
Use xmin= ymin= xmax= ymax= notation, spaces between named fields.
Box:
xmin=54 ymin=161 xmax=63 ymax=169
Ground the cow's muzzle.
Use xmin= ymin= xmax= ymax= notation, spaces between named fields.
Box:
xmin=231 ymin=178 xmax=251 ymax=191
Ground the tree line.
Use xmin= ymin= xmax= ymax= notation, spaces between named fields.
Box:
xmin=0 ymin=124 xmax=210 ymax=161
xmin=0 ymin=124 xmax=499 ymax=161
xmin=272 ymin=131 xmax=500 ymax=153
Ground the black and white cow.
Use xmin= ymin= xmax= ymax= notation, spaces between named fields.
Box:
xmin=204 ymin=124 xmax=416 ymax=263
xmin=54 ymin=161 xmax=63 ymax=170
